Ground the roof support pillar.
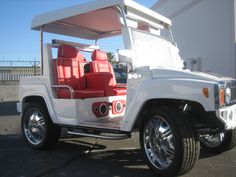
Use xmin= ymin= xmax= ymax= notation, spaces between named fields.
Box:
xmin=40 ymin=26 xmax=44 ymax=75
xmin=116 ymin=5 xmax=128 ymax=27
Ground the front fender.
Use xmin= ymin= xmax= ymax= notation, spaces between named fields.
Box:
xmin=19 ymin=81 xmax=57 ymax=123
xmin=121 ymin=77 xmax=216 ymax=132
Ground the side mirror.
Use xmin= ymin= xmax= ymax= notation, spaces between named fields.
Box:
xmin=115 ymin=50 xmax=134 ymax=72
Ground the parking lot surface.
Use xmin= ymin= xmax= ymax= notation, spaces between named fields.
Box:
xmin=0 ymin=103 xmax=236 ymax=177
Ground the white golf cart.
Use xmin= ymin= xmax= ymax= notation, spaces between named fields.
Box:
xmin=17 ymin=0 xmax=236 ymax=176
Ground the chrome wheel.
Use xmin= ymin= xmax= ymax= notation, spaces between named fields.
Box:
xmin=22 ymin=103 xmax=61 ymax=149
xmin=23 ymin=109 xmax=46 ymax=146
xmin=140 ymin=107 xmax=200 ymax=176
xmin=143 ymin=116 xmax=175 ymax=170
xmin=200 ymin=132 xmax=225 ymax=148
xmin=200 ymin=129 xmax=236 ymax=153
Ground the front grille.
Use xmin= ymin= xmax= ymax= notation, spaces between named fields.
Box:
xmin=231 ymin=87 xmax=236 ymax=103
xmin=228 ymin=81 xmax=236 ymax=104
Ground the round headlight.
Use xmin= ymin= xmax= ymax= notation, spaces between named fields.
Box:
xmin=225 ymin=87 xmax=231 ymax=104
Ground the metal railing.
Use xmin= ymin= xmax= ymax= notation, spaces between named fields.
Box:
xmin=0 ymin=60 xmax=40 ymax=81
xmin=0 ymin=73 xmax=38 ymax=81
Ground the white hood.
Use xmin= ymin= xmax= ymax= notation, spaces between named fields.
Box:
xmin=152 ymin=68 xmax=233 ymax=82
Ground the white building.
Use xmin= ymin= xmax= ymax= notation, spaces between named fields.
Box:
xmin=152 ymin=0 xmax=236 ymax=78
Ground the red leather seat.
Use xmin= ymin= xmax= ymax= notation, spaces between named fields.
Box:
xmin=90 ymin=50 xmax=114 ymax=73
xmin=56 ymin=89 xmax=104 ymax=99
xmin=53 ymin=45 xmax=85 ymax=89
xmin=85 ymin=50 xmax=127 ymax=96
xmin=85 ymin=72 xmax=115 ymax=96
xmin=53 ymin=45 xmax=104 ymax=99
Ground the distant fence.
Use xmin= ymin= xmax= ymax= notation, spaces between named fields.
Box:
xmin=0 ymin=73 xmax=38 ymax=81
xmin=0 ymin=60 xmax=40 ymax=81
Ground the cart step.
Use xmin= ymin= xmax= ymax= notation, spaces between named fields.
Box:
xmin=67 ymin=130 xmax=131 ymax=140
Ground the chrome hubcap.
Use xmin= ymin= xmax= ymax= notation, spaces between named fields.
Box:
xmin=143 ymin=116 xmax=175 ymax=169
xmin=200 ymin=132 xmax=225 ymax=148
xmin=24 ymin=109 xmax=46 ymax=145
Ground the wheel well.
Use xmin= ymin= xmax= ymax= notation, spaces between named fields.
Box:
xmin=133 ymin=99 xmax=208 ymax=131
xmin=22 ymin=96 xmax=47 ymax=111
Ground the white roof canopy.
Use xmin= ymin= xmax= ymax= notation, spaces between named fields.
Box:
xmin=32 ymin=0 xmax=172 ymax=40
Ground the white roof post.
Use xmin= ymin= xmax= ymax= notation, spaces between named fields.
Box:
xmin=40 ymin=26 xmax=44 ymax=75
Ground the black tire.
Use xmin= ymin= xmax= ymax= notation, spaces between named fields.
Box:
xmin=140 ymin=107 xmax=200 ymax=177
xmin=200 ymin=128 xmax=236 ymax=154
xmin=21 ymin=102 xmax=61 ymax=150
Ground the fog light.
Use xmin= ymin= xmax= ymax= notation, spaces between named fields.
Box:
xmin=229 ymin=111 xmax=233 ymax=120
xmin=225 ymin=87 xmax=231 ymax=105
xmin=221 ymin=111 xmax=228 ymax=121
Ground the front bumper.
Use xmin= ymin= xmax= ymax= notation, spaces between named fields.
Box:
xmin=216 ymin=104 xmax=236 ymax=130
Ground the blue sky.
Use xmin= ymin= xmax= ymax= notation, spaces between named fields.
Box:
xmin=0 ymin=0 xmax=157 ymax=62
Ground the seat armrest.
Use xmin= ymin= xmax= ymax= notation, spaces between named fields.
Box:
xmin=116 ymin=84 xmax=127 ymax=88
xmin=52 ymin=85 xmax=75 ymax=99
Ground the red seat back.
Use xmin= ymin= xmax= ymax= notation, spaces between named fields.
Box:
xmin=85 ymin=50 xmax=122 ymax=96
xmin=58 ymin=45 xmax=82 ymax=60
xmin=53 ymin=45 xmax=85 ymax=90
xmin=90 ymin=50 xmax=115 ymax=74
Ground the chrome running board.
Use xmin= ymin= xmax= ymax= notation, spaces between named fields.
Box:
xmin=67 ymin=130 xmax=131 ymax=140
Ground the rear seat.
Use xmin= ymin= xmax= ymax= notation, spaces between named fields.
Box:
xmin=53 ymin=45 xmax=104 ymax=99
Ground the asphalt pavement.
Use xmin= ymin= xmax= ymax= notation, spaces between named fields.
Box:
xmin=0 ymin=101 xmax=19 ymax=116
xmin=0 ymin=103 xmax=236 ymax=177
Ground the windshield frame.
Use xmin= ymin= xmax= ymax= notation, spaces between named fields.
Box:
xmin=128 ymin=27 xmax=183 ymax=70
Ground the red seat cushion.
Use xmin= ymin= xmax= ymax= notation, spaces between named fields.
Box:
xmin=85 ymin=72 xmax=115 ymax=96
xmin=77 ymin=89 xmax=104 ymax=99
xmin=56 ymin=89 xmax=104 ymax=99
xmin=116 ymin=83 xmax=127 ymax=88
xmin=113 ymin=88 xmax=127 ymax=96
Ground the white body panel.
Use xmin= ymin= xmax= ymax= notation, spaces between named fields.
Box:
xmin=18 ymin=66 xmax=236 ymax=132
xmin=121 ymin=68 xmax=217 ymax=131
xmin=19 ymin=76 xmax=126 ymax=130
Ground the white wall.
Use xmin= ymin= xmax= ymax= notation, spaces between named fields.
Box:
xmin=0 ymin=82 xmax=19 ymax=102
xmin=152 ymin=0 xmax=236 ymax=78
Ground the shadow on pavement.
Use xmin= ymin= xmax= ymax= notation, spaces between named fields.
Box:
xmin=0 ymin=102 xmax=19 ymax=116
xmin=199 ymin=147 xmax=224 ymax=159
xmin=1 ymin=118 xmax=236 ymax=177
xmin=0 ymin=134 xmax=154 ymax=177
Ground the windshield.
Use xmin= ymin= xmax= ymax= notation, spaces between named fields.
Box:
xmin=131 ymin=29 xmax=184 ymax=70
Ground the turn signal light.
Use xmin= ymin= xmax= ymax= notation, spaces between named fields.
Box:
xmin=220 ymin=88 xmax=225 ymax=106
xmin=202 ymin=88 xmax=209 ymax=98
